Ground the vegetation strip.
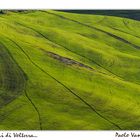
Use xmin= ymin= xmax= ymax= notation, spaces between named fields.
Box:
xmin=42 ymin=49 xmax=93 ymax=70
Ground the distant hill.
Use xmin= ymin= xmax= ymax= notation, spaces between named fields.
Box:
xmin=59 ymin=10 xmax=140 ymax=21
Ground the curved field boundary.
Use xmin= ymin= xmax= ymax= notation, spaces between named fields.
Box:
xmin=24 ymin=88 xmax=42 ymax=130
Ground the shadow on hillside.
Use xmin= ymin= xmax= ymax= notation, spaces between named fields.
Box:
xmin=57 ymin=10 xmax=140 ymax=21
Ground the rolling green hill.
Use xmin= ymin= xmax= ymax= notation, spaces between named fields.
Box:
xmin=0 ymin=10 xmax=140 ymax=130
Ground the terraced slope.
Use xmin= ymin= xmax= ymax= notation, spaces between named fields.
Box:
xmin=0 ymin=10 xmax=140 ymax=130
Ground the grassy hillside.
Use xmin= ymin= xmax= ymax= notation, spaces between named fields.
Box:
xmin=0 ymin=10 xmax=140 ymax=130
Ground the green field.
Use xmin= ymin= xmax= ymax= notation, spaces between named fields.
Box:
xmin=0 ymin=10 xmax=140 ymax=130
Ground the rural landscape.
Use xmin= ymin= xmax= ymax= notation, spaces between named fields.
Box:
xmin=0 ymin=10 xmax=140 ymax=130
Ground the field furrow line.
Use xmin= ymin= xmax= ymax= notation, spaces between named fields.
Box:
xmin=24 ymin=88 xmax=42 ymax=130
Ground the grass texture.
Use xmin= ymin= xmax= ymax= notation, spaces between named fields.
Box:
xmin=0 ymin=10 xmax=140 ymax=130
